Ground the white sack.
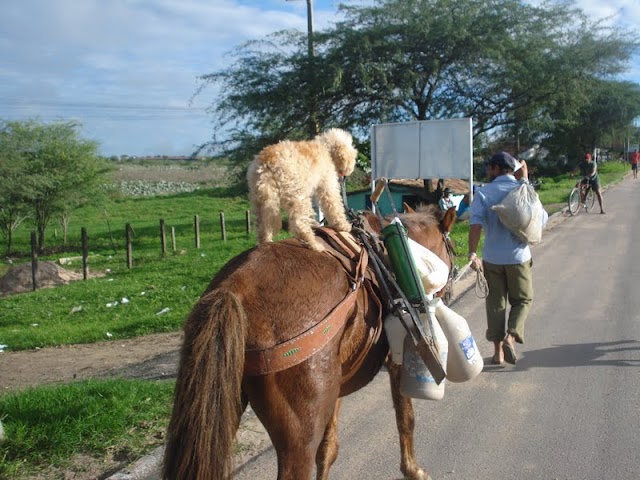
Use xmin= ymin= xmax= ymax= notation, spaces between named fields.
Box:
xmin=407 ymin=238 xmax=450 ymax=294
xmin=491 ymin=183 xmax=545 ymax=245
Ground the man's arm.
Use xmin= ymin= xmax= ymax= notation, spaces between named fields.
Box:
xmin=468 ymin=223 xmax=483 ymax=271
xmin=514 ymin=159 xmax=529 ymax=182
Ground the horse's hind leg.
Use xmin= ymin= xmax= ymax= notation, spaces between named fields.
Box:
xmin=246 ymin=372 xmax=340 ymax=480
xmin=388 ymin=361 xmax=432 ymax=480
xmin=315 ymin=399 xmax=341 ymax=480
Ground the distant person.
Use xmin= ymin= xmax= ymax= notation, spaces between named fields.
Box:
xmin=630 ymin=150 xmax=639 ymax=179
xmin=438 ymin=187 xmax=454 ymax=211
xmin=574 ymin=153 xmax=605 ymax=214
xmin=456 ymin=193 xmax=471 ymax=221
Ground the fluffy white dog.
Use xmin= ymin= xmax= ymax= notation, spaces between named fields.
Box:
xmin=247 ymin=128 xmax=358 ymax=251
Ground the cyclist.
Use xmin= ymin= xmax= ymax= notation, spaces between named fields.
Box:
xmin=574 ymin=153 xmax=605 ymax=214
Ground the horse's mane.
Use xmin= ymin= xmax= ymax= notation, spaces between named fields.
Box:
xmin=358 ymin=203 xmax=443 ymax=235
xmin=396 ymin=204 xmax=440 ymax=230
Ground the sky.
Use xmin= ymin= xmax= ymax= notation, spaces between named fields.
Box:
xmin=1 ymin=0 xmax=639 ymax=158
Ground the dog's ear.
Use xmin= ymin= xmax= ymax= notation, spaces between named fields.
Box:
xmin=331 ymin=143 xmax=357 ymax=176
xmin=321 ymin=129 xmax=357 ymax=176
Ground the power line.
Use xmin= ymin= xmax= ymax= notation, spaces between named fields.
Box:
xmin=0 ymin=97 xmax=207 ymax=113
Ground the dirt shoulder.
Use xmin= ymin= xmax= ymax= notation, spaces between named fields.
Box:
xmin=0 ymin=332 xmax=183 ymax=393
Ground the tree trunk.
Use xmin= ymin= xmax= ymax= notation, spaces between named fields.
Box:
xmin=60 ymin=214 xmax=70 ymax=246
xmin=4 ymin=227 xmax=13 ymax=256
xmin=37 ymin=225 xmax=46 ymax=253
xmin=422 ymin=178 xmax=444 ymax=205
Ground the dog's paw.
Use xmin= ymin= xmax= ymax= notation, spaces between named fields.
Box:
xmin=333 ymin=221 xmax=352 ymax=232
xmin=307 ymin=240 xmax=326 ymax=252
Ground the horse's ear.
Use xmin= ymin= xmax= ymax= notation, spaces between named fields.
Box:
xmin=440 ymin=206 xmax=457 ymax=234
xmin=361 ymin=211 xmax=386 ymax=233
xmin=403 ymin=202 xmax=416 ymax=214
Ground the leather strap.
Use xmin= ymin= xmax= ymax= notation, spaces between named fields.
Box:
xmin=244 ymin=288 xmax=359 ymax=376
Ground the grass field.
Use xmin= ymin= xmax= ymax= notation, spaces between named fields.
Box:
xmin=1 ymin=187 xmax=258 ymax=351
xmin=0 ymin=379 xmax=174 ymax=479
xmin=0 ymin=159 xmax=629 ymax=478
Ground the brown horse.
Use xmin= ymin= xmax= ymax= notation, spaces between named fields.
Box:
xmin=163 ymin=205 xmax=457 ymax=480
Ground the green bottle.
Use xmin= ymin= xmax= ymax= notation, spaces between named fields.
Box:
xmin=382 ymin=222 xmax=425 ymax=304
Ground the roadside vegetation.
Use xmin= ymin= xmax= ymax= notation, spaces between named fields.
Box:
xmin=0 ymin=379 xmax=174 ymax=479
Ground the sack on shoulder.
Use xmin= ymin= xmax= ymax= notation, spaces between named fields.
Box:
xmin=491 ymin=183 xmax=545 ymax=245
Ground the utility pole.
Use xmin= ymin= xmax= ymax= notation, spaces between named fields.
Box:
xmin=305 ymin=0 xmax=314 ymax=59
xmin=286 ymin=0 xmax=318 ymax=137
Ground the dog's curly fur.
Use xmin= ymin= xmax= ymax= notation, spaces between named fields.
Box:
xmin=247 ymin=128 xmax=358 ymax=251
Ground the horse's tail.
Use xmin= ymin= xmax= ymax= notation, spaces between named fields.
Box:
xmin=163 ymin=288 xmax=248 ymax=480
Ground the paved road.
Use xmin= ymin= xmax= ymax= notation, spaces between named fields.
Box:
xmin=234 ymin=176 xmax=640 ymax=480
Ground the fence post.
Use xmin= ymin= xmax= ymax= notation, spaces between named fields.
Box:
xmin=81 ymin=227 xmax=88 ymax=280
xmin=160 ymin=219 xmax=167 ymax=257
xmin=245 ymin=210 xmax=251 ymax=236
xmin=171 ymin=226 xmax=177 ymax=254
xmin=30 ymin=231 xmax=38 ymax=291
xmin=126 ymin=223 xmax=133 ymax=269
xmin=220 ymin=212 xmax=227 ymax=241
xmin=194 ymin=215 xmax=201 ymax=249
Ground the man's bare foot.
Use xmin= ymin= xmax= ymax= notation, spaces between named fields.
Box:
xmin=492 ymin=341 xmax=504 ymax=364
xmin=502 ymin=334 xmax=517 ymax=364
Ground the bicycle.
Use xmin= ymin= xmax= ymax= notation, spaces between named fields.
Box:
xmin=568 ymin=176 xmax=596 ymax=215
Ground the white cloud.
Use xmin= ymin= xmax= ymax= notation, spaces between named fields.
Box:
xmin=0 ymin=0 xmax=637 ymax=156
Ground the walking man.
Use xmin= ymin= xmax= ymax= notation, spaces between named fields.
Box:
xmin=467 ymin=152 xmax=548 ymax=365
xmin=630 ymin=150 xmax=639 ymax=179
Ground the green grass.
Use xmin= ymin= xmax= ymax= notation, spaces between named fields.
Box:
xmin=534 ymin=160 xmax=628 ymax=206
xmin=0 ymin=379 xmax=173 ymax=479
xmin=0 ymin=188 xmax=264 ymax=351
xmin=0 ymin=163 xmax=629 ymax=352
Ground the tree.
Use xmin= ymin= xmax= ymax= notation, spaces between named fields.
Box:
xmin=0 ymin=127 xmax=30 ymax=255
xmin=541 ymin=80 xmax=640 ymax=161
xmin=323 ymin=0 xmax=638 ymax=143
xmin=0 ymin=119 xmax=109 ymax=252
xmin=197 ymin=0 xmax=638 ymax=174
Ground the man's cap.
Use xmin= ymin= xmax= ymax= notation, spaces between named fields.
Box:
xmin=443 ymin=187 xmax=451 ymax=194
xmin=585 ymin=153 xmax=592 ymax=160
xmin=486 ymin=151 xmax=521 ymax=172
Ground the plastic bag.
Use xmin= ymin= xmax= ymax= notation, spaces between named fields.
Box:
xmin=491 ymin=183 xmax=545 ymax=245
xmin=407 ymin=238 xmax=450 ymax=294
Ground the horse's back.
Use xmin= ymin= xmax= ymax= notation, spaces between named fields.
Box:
xmin=209 ymin=239 xmax=350 ymax=350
